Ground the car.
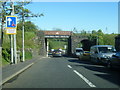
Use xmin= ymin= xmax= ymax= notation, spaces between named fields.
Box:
xmin=52 ymin=49 xmax=62 ymax=57
xmin=106 ymin=52 xmax=120 ymax=69
xmin=78 ymin=51 xmax=90 ymax=60
xmin=83 ymin=51 xmax=90 ymax=56
xmin=90 ymin=45 xmax=116 ymax=64
xmin=75 ymin=48 xmax=84 ymax=58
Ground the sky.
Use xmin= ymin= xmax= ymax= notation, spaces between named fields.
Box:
xmin=25 ymin=2 xmax=118 ymax=34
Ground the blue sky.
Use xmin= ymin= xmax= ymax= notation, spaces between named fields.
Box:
xmin=25 ymin=2 xmax=118 ymax=34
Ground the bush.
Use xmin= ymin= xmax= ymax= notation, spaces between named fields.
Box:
xmin=2 ymin=48 xmax=11 ymax=63
xmin=25 ymin=51 xmax=32 ymax=60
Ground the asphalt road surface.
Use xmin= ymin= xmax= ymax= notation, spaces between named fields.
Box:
xmin=2 ymin=56 xmax=120 ymax=88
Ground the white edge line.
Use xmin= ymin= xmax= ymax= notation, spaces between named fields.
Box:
xmin=67 ymin=65 xmax=72 ymax=69
xmin=73 ymin=70 xmax=96 ymax=88
xmin=2 ymin=63 xmax=34 ymax=84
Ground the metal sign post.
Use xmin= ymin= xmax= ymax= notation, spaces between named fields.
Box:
xmin=6 ymin=0 xmax=17 ymax=64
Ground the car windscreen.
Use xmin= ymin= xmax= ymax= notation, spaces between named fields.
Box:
xmin=76 ymin=50 xmax=83 ymax=52
xmin=98 ymin=47 xmax=116 ymax=53
xmin=54 ymin=50 xmax=61 ymax=52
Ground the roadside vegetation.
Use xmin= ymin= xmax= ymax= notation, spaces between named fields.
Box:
xmin=48 ymin=38 xmax=68 ymax=50
xmin=2 ymin=21 xmax=42 ymax=66
xmin=0 ymin=1 xmax=43 ymax=67
xmin=0 ymin=1 xmax=118 ymax=67
xmin=75 ymin=29 xmax=117 ymax=46
xmin=49 ymin=29 xmax=117 ymax=50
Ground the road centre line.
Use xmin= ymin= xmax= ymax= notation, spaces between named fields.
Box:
xmin=73 ymin=70 xmax=96 ymax=88
xmin=67 ymin=65 xmax=72 ymax=69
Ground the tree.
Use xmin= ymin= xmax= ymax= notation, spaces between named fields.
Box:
xmin=92 ymin=30 xmax=97 ymax=34
xmin=0 ymin=1 xmax=43 ymax=63
xmin=52 ymin=28 xmax=62 ymax=31
xmin=80 ymin=30 xmax=87 ymax=35
xmin=73 ymin=27 xmax=78 ymax=33
xmin=17 ymin=21 xmax=38 ymax=32
xmin=0 ymin=1 xmax=43 ymax=45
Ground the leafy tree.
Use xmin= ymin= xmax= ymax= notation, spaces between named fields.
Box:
xmin=0 ymin=1 xmax=43 ymax=64
xmin=92 ymin=30 xmax=97 ymax=34
xmin=17 ymin=21 xmax=38 ymax=32
xmin=52 ymin=28 xmax=63 ymax=31
xmin=0 ymin=1 xmax=43 ymax=45
xmin=80 ymin=30 xmax=87 ymax=35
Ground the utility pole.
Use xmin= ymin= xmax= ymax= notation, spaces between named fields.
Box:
xmin=22 ymin=0 xmax=25 ymax=62
xmin=10 ymin=0 xmax=14 ymax=64
xmin=12 ymin=0 xmax=17 ymax=64
xmin=11 ymin=0 xmax=17 ymax=64
xmin=0 ymin=2 xmax=4 ymax=63
xmin=0 ymin=3 xmax=3 ymax=88
xmin=8 ymin=0 xmax=17 ymax=64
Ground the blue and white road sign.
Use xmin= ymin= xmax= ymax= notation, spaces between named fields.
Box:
xmin=6 ymin=16 xmax=17 ymax=28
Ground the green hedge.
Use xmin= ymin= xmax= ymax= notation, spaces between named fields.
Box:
xmin=25 ymin=51 xmax=32 ymax=60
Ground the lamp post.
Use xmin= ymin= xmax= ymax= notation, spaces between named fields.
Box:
xmin=10 ymin=0 xmax=14 ymax=64
xmin=22 ymin=0 xmax=25 ymax=62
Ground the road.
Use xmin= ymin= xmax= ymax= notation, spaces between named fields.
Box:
xmin=2 ymin=56 xmax=120 ymax=88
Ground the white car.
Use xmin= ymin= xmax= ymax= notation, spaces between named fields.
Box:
xmin=75 ymin=48 xmax=84 ymax=57
xmin=90 ymin=45 xmax=116 ymax=64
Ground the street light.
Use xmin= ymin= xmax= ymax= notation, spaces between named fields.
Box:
xmin=22 ymin=0 xmax=25 ymax=62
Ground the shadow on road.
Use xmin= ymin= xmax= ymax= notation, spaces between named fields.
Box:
xmin=83 ymin=64 xmax=120 ymax=87
xmin=68 ymin=58 xmax=120 ymax=87
xmin=68 ymin=59 xmax=92 ymax=65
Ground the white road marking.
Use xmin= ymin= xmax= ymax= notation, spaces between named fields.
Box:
xmin=67 ymin=65 xmax=72 ymax=68
xmin=73 ymin=70 xmax=96 ymax=87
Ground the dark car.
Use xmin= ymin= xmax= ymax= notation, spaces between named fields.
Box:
xmin=106 ymin=52 xmax=120 ymax=69
xmin=52 ymin=50 xmax=62 ymax=57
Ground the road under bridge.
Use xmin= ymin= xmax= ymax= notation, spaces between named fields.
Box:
xmin=38 ymin=31 xmax=96 ymax=56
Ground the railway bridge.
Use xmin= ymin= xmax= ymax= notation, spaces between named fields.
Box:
xmin=38 ymin=31 xmax=96 ymax=56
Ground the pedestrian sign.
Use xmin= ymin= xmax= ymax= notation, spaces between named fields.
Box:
xmin=6 ymin=16 xmax=17 ymax=28
xmin=6 ymin=16 xmax=17 ymax=34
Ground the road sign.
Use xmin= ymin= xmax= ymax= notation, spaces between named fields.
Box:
xmin=6 ymin=28 xmax=16 ymax=34
xmin=6 ymin=16 xmax=17 ymax=28
xmin=6 ymin=16 xmax=17 ymax=34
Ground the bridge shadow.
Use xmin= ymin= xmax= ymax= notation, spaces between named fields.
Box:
xmin=68 ymin=59 xmax=120 ymax=87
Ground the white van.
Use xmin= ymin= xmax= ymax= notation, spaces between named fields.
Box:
xmin=90 ymin=45 xmax=116 ymax=64
xmin=75 ymin=48 xmax=84 ymax=57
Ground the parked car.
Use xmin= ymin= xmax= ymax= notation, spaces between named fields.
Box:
xmin=52 ymin=49 xmax=62 ymax=57
xmin=90 ymin=45 xmax=116 ymax=64
xmin=78 ymin=51 xmax=90 ymax=60
xmin=83 ymin=51 xmax=90 ymax=56
xmin=75 ymin=48 xmax=84 ymax=57
xmin=106 ymin=52 xmax=120 ymax=69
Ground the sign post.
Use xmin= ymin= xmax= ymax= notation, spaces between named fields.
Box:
xmin=6 ymin=15 xmax=17 ymax=64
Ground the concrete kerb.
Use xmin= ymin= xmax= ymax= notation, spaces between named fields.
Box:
xmin=1 ymin=56 xmax=46 ymax=85
xmin=2 ymin=63 xmax=34 ymax=85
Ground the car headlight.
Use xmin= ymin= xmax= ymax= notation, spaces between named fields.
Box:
xmin=101 ymin=55 xmax=107 ymax=58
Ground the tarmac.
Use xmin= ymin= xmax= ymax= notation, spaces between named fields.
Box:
xmin=0 ymin=56 xmax=45 ymax=89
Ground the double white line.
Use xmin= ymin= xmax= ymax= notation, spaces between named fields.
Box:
xmin=67 ymin=65 xmax=96 ymax=88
